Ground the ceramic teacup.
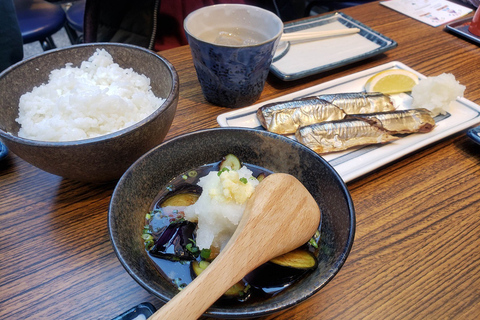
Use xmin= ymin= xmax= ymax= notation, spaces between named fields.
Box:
xmin=184 ymin=4 xmax=283 ymax=108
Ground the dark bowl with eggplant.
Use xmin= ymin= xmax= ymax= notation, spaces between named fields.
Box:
xmin=108 ymin=127 xmax=355 ymax=318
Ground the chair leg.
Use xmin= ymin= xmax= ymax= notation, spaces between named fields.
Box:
xmin=64 ymin=22 xmax=80 ymax=44
xmin=40 ymin=36 xmax=57 ymax=51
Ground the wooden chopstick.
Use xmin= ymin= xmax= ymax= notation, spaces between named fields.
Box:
xmin=280 ymin=28 xmax=361 ymax=42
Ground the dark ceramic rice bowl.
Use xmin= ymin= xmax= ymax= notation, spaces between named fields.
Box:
xmin=108 ymin=128 xmax=355 ymax=318
xmin=0 ymin=43 xmax=178 ymax=182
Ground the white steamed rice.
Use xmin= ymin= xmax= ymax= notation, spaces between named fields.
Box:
xmin=16 ymin=49 xmax=165 ymax=141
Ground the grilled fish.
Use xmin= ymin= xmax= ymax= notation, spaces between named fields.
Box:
xmin=308 ymin=92 xmax=395 ymax=114
xmin=257 ymin=92 xmax=395 ymax=134
xmin=347 ymin=108 xmax=435 ymax=134
xmin=256 ymin=98 xmax=346 ymax=135
xmin=295 ymin=119 xmax=399 ymax=153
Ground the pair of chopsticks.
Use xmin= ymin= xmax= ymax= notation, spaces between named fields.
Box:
xmin=280 ymin=28 xmax=361 ymax=42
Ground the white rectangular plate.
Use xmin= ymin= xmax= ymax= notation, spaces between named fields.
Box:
xmin=217 ymin=61 xmax=480 ymax=182
xmin=270 ymin=12 xmax=397 ymax=81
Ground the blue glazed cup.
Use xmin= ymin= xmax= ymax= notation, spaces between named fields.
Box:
xmin=184 ymin=4 xmax=283 ymax=108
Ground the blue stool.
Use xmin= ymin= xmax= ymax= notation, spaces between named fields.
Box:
xmin=14 ymin=0 xmax=66 ymax=51
xmin=65 ymin=0 xmax=85 ymax=44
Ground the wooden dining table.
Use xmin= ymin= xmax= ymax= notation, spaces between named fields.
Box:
xmin=2 ymin=1 xmax=480 ymax=319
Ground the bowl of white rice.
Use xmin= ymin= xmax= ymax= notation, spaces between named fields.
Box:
xmin=0 ymin=43 xmax=178 ymax=182
xmin=109 ymin=128 xmax=355 ymax=318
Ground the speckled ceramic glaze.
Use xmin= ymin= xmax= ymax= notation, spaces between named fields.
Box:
xmin=0 ymin=43 xmax=178 ymax=182
xmin=184 ymin=4 xmax=283 ymax=108
xmin=109 ymin=128 xmax=355 ymax=318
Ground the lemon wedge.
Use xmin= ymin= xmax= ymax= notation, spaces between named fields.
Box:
xmin=365 ymin=69 xmax=419 ymax=94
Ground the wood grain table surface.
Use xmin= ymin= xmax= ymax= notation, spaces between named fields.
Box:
xmin=1 ymin=1 xmax=480 ymax=319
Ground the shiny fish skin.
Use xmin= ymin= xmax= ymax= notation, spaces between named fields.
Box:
xmin=257 ymin=98 xmax=346 ymax=134
xmin=295 ymin=119 xmax=399 ymax=153
xmin=347 ymin=108 xmax=435 ymax=134
xmin=310 ymin=92 xmax=395 ymax=114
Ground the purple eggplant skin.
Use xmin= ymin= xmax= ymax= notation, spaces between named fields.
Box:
xmin=244 ymin=261 xmax=309 ymax=288
xmin=149 ymin=221 xmax=197 ymax=261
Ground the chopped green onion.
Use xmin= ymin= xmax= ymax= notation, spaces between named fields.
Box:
xmin=142 ymin=234 xmax=153 ymax=242
xmin=200 ymin=249 xmax=211 ymax=259
xmin=217 ymin=167 xmax=230 ymax=176
xmin=188 ymin=170 xmax=198 ymax=177
xmin=174 ymin=278 xmax=187 ymax=290
xmin=199 ymin=260 xmax=210 ymax=270
xmin=239 ymin=177 xmax=248 ymax=184
xmin=144 ymin=240 xmax=154 ymax=251
xmin=182 ymin=174 xmax=188 ymax=180
xmin=308 ymin=237 xmax=319 ymax=249
xmin=241 ymin=284 xmax=251 ymax=298
xmin=186 ymin=242 xmax=199 ymax=254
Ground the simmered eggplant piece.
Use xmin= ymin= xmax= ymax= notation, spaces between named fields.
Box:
xmin=224 ymin=282 xmax=250 ymax=301
xmin=219 ymin=154 xmax=241 ymax=170
xmin=149 ymin=221 xmax=197 ymax=261
xmin=256 ymin=172 xmax=266 ymax=182
xmin=191 ymin=260 xmax=210 ymax=277
xmin=270 ymin=249 xmax=318 ymax=270
xmin=156 ymin=185 xmax=202 ymax=208
xmin=245 ymin=249 xmax=318 ymax=288
xmin=161 ymin=193 xmax=199 ymax=207
xmin=191 ymin=260 xmax=251 ymax=301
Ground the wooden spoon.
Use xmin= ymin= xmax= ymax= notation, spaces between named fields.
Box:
xmin=149 ymin=173 xmax=321 ymax=320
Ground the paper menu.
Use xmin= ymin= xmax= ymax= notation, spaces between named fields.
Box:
xmin=380 ymin=0 xmax=473 ymax=27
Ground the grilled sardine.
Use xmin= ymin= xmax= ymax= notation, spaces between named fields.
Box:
xmin=257 ymin=92 xmax=395 ymax=134
xmin=295 ymin=119 xmax=399 ymax=153
xmin=309 ymin=92 xmax=395 ymax=114
xmin=257 ymin=98 xmax=346 ymax=134
xmin=347 ymin=108 xmax=435 ymax=134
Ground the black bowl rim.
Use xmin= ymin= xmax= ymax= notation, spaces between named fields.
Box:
xmin=108 ymin=127 xmax=356 ymax=318
xmin=0 ymin=43 xmax=179 ymax=146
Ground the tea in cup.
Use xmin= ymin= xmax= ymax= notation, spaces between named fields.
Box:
xmin=184 ymin=4 xmax=283 ymax=108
